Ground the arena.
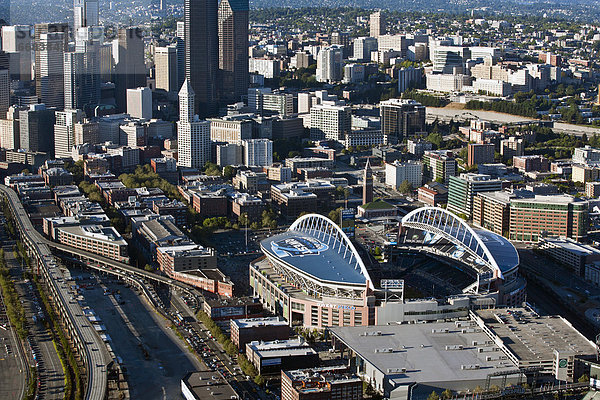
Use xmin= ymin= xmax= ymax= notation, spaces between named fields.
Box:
xmin=249 ymin=209 xmax=527 ymax=329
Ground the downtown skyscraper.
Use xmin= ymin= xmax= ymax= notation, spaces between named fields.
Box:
xmin=74 ymin=0 xmax=99 ymax=31
xmin=218 ymin=0 xmax=249 ymax=104
xmin=177 ymin=79 xmax=210 ymax=168
xmin=114 ymin=28 xmax=146 ymax=113
xmin=184 ymin=0 xmax=218 ymax=117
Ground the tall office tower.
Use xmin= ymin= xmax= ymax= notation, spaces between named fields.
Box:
xmin=184 ymin=0 xmax=218 ymax=117
xmin=218 ymin=0 xmax=249 ymax=104
xmin=74 ymin=0 xmax=99 ymax=31
xmin=176 ymin=21 xmax=185 ymax=90
xmin=177 ymin=79 xmax=210 ymax=168
xmin=38 ymin=32 xmax=65 ymax=108
xmin=316 ymin=45 xmax=343 ymax=83
xmin=0 ymin=68 xmax=8 ymax=117
xmin=363 ymin=158 xmax=373 ymax=205
xmin=370 ymin=11 xmax=384 ymax=38
xmin=155 ymin=45 xmax=178 ymax=93
xmin=99 ymin=43 xmax=113 ymax=82
xmin=34 ymin=23 xmax=69 ymax=100
xmin=19 ymin=104 xmax=56 ymax=153
xmin=114 ymin=28 xmax=146 ymax=112
xmin=64 ymin=34 xmax=101 ymax=112
xmin=379 ymin=99 xmax=426 ymax=144
xmin=2 ymin=25 xmax=32 ymax=81
xmin=127 ymin=87 xmax=152 ymax=119
xmin=54 ymin=109 xmax=84 ymax=158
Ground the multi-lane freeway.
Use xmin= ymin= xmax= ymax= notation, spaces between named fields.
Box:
xmin=0 ymin=184 xmax=109 ymax=400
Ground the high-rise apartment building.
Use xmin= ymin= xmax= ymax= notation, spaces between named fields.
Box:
xmin=423 ymin=150 xmax=457 ymax=183
xmin=380 ymin=99 xmax=426 ymax=144
xmin=500 ymin=136 xmax=524 ymax=160
xmin=0 ymin=106 xmax=23 ymax=149
xmin=114 ymin=28 xmax=146 ymax=112
xmin=352 ymin=37 xmax=378 ymax=61
xmin=242 ymin=139 xmax=273 ymax=167
xmin=155 ymin=45 xmax=178 ymax=93
xmin=467 ymin=143 xmax=495 ymax=167
xmin=54 ymin=109 xmax=85 ymax=158
xmin=369 ymin=11 xmax=384 ymax=38
xmin=38 ymin=32 xmax=65 ymax=108
xmin=74 ymin=0 xmax=99 ymax=31
xmin=177 ymin=79 xmax=210 ymax=168
xmin=218 ymin=0 xmax=249 ymax=104
xmin=385 ymin=160 xmax=423 ymax=190
xmin=309 ymin=103 xmax=351 ymax=141
xmin=316 ymin=45 xmax=343 ymax=83
xmin=185 ymin=0 xmax=218 ymax=117
xmin=447 ymin=173 xmax=503 ymax=218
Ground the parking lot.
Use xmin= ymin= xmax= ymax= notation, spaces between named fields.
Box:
xmin=75 ymin=270 xmax=202 ymax=399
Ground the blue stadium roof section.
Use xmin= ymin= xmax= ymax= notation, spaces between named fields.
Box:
xmin=260 ymin=214 xmax=373 ymax=289
xmin=402 ymin=207 xmax=519 ymax=278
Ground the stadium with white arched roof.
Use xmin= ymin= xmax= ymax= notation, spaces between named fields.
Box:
xmin=250 ymin=210 xmax=526 ymax=329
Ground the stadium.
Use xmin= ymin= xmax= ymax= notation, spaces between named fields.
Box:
xmin=249 ymin=208 xmax=526 ymax=329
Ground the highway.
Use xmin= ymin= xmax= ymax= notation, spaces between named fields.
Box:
xmin=426 ymin=107 xmax=600 ymax=137
xmin=0 ymin=184 xmax=109 ymax=400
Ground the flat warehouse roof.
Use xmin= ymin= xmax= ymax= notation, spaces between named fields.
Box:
xmin=474 ymin=308 xmax=596 ymax=362
xmin=330 ymin=323 xmax=517 ymax=386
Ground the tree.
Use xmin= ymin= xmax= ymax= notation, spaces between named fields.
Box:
xmin=238 ymin=213 xmax=249 ymax=227
xmin=441 ymin=389 xmax=452 ymax=399
xmin=328 ymin=207 xmax=342 ymax=224
xmin=578 ymin=374 xmax=589 ymax=383
xmin=427 ymin=391 xmax=440 ymax=400
xmin=398 ymin=180 xmax=413 ymax=194
xmin=144 ymin=264 xmax=154 ymax=272
xmin=223 ymin=165 xmax=236 ymax=180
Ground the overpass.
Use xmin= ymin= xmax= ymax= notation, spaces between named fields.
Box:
xmin=0 ymin=184 xmax=205 ymax=399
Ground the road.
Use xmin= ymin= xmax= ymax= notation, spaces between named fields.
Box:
xmin=76 ymin=270 xmax=202 ymax=399
xmin=0 ymin=270 xmax=27 ymax=400
xmin=426 ymin=106 xmax=600 ymax=137
xmin=0 ymin=184 xmax=109 ymax=400
xmin=6 ymin=250 xmax=65 ymax=400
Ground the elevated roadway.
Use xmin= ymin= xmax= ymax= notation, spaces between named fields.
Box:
xmin=0 ymin=184 xmax=108 ymax=400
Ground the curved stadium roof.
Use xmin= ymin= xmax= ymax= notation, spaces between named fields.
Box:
xmin=402 ymin=207 xmax=519 ymax=278
xmin=260 ymin=214 xmax=373 ymax=289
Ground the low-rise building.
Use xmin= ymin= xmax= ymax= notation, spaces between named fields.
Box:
xmin=152 ymin=199 xmax=187 ymax=226
xmin=586 ymin=182 xmax=600 ymax=198
xmin=513 ymin=155 xmax=549 ymax=173
xmin=246 ymin=338 xmax=319 ymax=376
xmin=56 ymin=225 xmax=129 ymax=263
xmin=385 ymin=160 xmax=423 ymax=190
xmin=417 ymin=183 xmax=448 ymax=206
xmin=281 ymin=366 xmax=363 ymax=400
xmin=203 ymin=297 xmax=263 ymax=321
xmin=181 ymin=371 xmax=238 ymax=400
xmin=230 ymin=317 xmax=290 ymax=350
xmin=230 ymin=192 xmax=265 ymax=222
xmin=357 ymin=199 xmax=398 ymax=219
xmin=538 ymin=236 xmax=600 ymax=276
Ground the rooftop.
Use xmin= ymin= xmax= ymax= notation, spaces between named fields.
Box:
xmin=330 ymin=322 xmax=517 ymax=386
xmin=58 ymin=225 xmax=127 ymax=245
xmin=474 ymin=308 xmax=596 ymax=362
xmin=246 ymin=338 xmax=317 ymax=359
xmin=540 ymin=237 xmax=600 ymax=256
xmin=231 ymin=317 xmax=288 ymax=329
xmin=181 ymin=371 xmax=238 ymax=400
